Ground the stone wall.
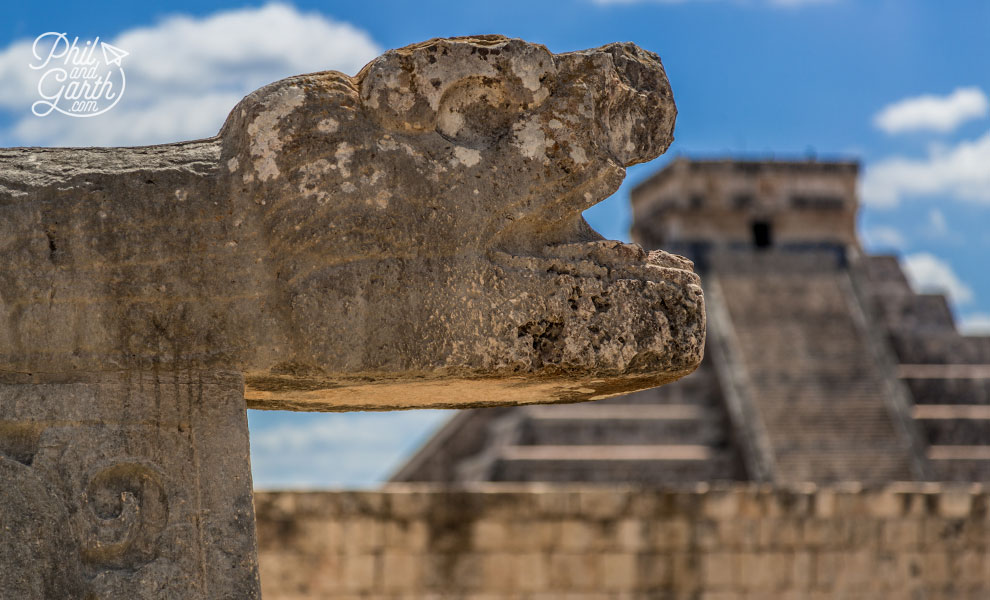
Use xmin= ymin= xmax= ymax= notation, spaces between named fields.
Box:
xmin=255 ymin=484 xmax=990 ymax=599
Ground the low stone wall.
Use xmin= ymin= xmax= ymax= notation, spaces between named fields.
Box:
xmin=255 ymin=484 xmax=990 ymax=599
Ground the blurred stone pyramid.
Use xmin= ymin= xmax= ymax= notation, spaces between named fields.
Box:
xmin=394 ymin=158 xmax=990 ymax=485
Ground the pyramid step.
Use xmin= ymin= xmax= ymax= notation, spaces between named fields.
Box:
xmin=917 ymin=414 xmax=990 ymax=446
xmin=774 ymin=451 xmax=913 ymax=483
xmin=928 ymin=446 xmax=990 ymax=461
xmin=490 ymin=445 xmax=742 ymax=483
xmin=517 ymin=415 xmax=723 ymax=446
xmin=913 ymin=405 xmax=990 ymax=419
xmin=499 ymin=444 xmax=713 ymax=461
xmin=928 ymin=457 xmax=990 ymax=481
xmin=523 ymin=404 xmax=704 ymax=420
xmin=904 ymin=379 xmax=990 ymax=405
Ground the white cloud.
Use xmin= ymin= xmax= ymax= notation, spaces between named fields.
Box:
xmin=248 ymin=410 xmax=452 ymax=489
xmin=927 ymin=208 xmax=949 ymax=237
xmin=859 ymin=130 xmax=990 ymax=207
xmin=902 ymin=252 xmax=974 ymax=306
xmin=873 ymin=87 xmax=989 ymax=135
xmin=8 ymin=92 xmax=246 ymax=147
xmin=861 ymin=225 xmax=905 ymax=251
xmin=0 ymin=3 xmax=381 ymax=146
xmin=958 ymin=313 xmax=990 ymax=335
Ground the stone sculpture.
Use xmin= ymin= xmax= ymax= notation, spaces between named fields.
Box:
xmin=0 ymin=35 xmax=702 ymax=598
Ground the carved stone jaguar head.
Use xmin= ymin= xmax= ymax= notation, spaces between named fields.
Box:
xmin=0 ymin=36 xmax=703 ymax=410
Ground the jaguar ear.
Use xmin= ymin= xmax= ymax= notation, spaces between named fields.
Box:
xmin=356 ymin=36 xmax=556 ymax=142
xmin=556 ymin=42 xmax=676 ymax=167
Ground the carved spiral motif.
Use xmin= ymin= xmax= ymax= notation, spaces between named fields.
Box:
xmin=79 ymin=461 xmax=169 ymax=570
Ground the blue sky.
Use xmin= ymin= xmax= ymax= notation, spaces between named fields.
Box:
xmin=2 ymin=0 xmax=988 ymax=487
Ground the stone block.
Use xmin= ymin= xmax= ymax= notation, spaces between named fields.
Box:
xmin=422 ymin=552 xmax=483 ymax=592
xmin=513 ymin=519 xmax=560 ymax=551
xmin=957 ymin=550 xmax=990 ymax=585
xmin=514 ymin=552 xmax=551 ymax=592
xmin=791 ymin=550 xmax=814 ymax=590
xmin=920 ymin=551 xmax=952 ymax=584
xmin=384 ymin=520 xmax=429 ymax=550
xmin=535 ymin=491 xmax=583 ymax=517
xmin=576 ymin=490 xmax=630 ymax=519
xmin=802 ymin=518 xmax=845 ymax=548
xmin=549 ymin=553 xmax=600 ymax=591
xmin=341 ymin=553 xmax=378 ymax=593
xmin=701 ymin=552 xmax=739 ymax=589
xmin=758 ymin=519 xmax=801 ymax=549
xmin=699 ymin=593 xmax=745 ymax=600
xmin=738 ymin=552 xmax=792 ymax=591
xmin=291 ymin=518 xmax=342 ymax=555
xmin=481 ymin=552 xmax=518 ymax=592
xmin=939 ymin=490 xmax=975 ymax=519
xmin=702 ymin=490 xmax=741 ymax=519
xmin=813 ymin=552 xmax=841 ymax=590
xmin=615 ymin=518 xmax=646 ymax=551
xmin=601 ymin=553 xmax=639 ymax=590
xmin=846 ymin=518 xmax=880 ymax=549
xmin=650 ymin=518 xmax=693 ymax=550
xmin=882 ymin=519 xmax=921 ymax=550
xmin=813 ymin=489 xmax=837 ymax=518
xmin=922 ymin=518 xmax=968 ymax=549
xmin=343 ymin=517 xmax=385 ymax=552
xmin=865 ymin=489 xmax=905 ymax=518
xmin=559 ymin=519 xmax=599 ymax=551
xmin=382 ymin=551 xmax=422 ymax=592
xmin=831 ymin=550 xmax=874 ymax=592
xmin=635 ymin=553 xmax=672 ymax=589
xmin=472 ymin=519 xmax=511 ymax=551
xmin=0 ymin=373 xmax=259 ymax=599
xmin=670 ymin=551 xmax=701 ymax=594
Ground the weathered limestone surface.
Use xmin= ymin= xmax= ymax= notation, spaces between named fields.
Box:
xmin=0 ymin=373 xmax=257 ymax=599
xmin=0 ymin=34 xmax=701 ymax=411
xmin=0 ymin=35 xmax=699 ymax=598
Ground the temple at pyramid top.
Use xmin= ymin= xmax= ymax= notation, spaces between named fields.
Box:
xmin=632 ymin=157 xmax=860 ymax=263
xmin=393 ymin=157 xmax=990 ymax=485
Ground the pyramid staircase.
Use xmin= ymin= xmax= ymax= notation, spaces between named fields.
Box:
xmin=710 ymin=250 xmax=920 ymax=483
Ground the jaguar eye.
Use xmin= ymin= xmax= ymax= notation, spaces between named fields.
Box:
xmin=436 ymin=77 xmax=521 ymax=148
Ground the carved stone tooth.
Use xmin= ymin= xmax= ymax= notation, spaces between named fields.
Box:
xmin=542 ymin=240 xmax=651 ymax=267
